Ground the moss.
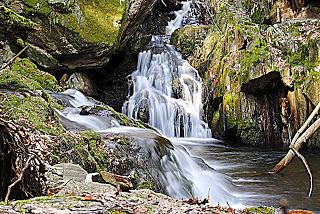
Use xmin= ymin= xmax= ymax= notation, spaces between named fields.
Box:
xmin=137 ymin=181 xmax=153 ymax=190
xmin=0 ymin=58 xmax=60 ymax=91
xmin=241 ymin=37 xmax=270 ymax=83
xmin=94 ymin=105 xmax=151 ymax=129
xmin=107 ymin=211 xmax=128 ymax=214
xmin=250 ymin=6 xmax=265 ymax=24
xmin=247 ymin=206 xmax=274 ymax=214
xmin=211 ymin=111 xmax=220 ymax=127
xmin=55 ymin=0 xmax=125 ymax=45
xmin=1 ymin=94 xmax=65 ymax=135
xmin=171 ymin=26 xmax=210 ymax=57
xmin=0 ymin=6 xmax=35 ymax=29
xmin=22 ymin=0 xmax=52 ymax=16
xmin=80 ymin=130 xmax=108 ymax=171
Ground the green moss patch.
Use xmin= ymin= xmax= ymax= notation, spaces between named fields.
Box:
xmin=55 ymin=0 xmax=125 ymax=45
xmin=0 ymin=6 xmax=35 ymax=29
xmin=241 ymin=38 xmax=270 ymax=83
xmin=0 ymin=58 xmax=60 ymax=91
xmin=1 ymin=94 xmax=65 ymax=135
xmin=247 ymin=206 xmax=274 ymax=214
xmin=22 ymin=0 xmax=52 ymax=16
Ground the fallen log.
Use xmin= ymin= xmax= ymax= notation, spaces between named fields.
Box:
xmin=270 ymin=102 xmax=320 ymax=174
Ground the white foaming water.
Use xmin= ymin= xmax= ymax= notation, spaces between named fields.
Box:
xmin=56 ymin=1 xmax=242 ymax=207
xmin=166 ymin=1 xmax=191 ymax=35
xmin=56 ymin=88 xmax=240 ymax=206
xmin=122 ymin=36 xmax=211 ymax=138
xmin=62 ymin=89 xmax=95 ymax=107
xmin=121 ymin=0 xmax=242 ymax=206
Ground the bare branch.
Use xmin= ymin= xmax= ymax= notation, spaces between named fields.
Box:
xmin=0 ymin=45 xmax=29 ymax=72
xmin=271 ymin=102 xmax=320 ymax=174
xmin=5 ymin=155 xmax=34 ymax=203
xmin=290 ymin=147 xmax=313 ymax=197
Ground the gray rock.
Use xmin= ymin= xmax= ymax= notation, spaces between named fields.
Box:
xmin=61 ymin=72 xmax=98 ymax=97
xmin=52 ymin=163 xmax=88 ymax=182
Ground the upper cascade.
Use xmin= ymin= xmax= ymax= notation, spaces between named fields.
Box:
xmin=122 ymin=1 xmax=211 ymax=138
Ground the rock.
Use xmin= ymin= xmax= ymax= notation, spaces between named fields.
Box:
xmin=99 ymin=171 xmax=133 ymax=190
xmin=136 ymin=98 xmax=149 ymax=123
xmin=52 ymin=163 xmax=88 ymax=182
xmin=48 ymin=0 xmax=74 ymax=12
xmin=0 ymin=42 xmax=15 ymax=67
xmin=61 ymin=72 xmax=98 ymax=97
xmin=177 ymin=1 xmax=320 ymax=147
xmin=281 ymin=76 xmax=294 ymax=89
xmin=0 ymin=189 xmax=271 ymax=214
xmin=26 ymin=44 xmax=61 ymax=71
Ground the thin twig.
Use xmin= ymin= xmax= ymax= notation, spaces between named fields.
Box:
xmin=290 ymin=147 xmax=313 ymax=197
xmin=0 ymin=45 xmax=29 ymax=72
xmin=5 ymin=155 xmax=34 ymax=203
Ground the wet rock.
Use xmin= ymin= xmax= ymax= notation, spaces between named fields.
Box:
xmin=136 ymin=98 xmax=149 ymax=123
xmin=172 ymin=78 xmax=184 ymax=99
xmin=61 ymin=72 xmax=99 ymax=97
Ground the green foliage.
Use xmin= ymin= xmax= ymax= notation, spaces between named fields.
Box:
xmin=0 ymin=6 xmax=35 ymax=29
xmin=247 ymin=206 xmax=274 ymax=214
xmin=0 ymin=58 xmax=60 ymax=91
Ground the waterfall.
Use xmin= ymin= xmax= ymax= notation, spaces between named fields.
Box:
xmin=55 ymin=1 xmax=240 ymax=207
xmin=122 ymin=2 xmax=211 ymax=138
xmin=120 ymin=0 xmax=240 ymax=206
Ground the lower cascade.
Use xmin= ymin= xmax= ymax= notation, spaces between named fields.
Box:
xmin=120 ymin=0 xmax=238 ymax=206
xmin=55 ymin=89 xmax=239 ymax=205
xmin=54 ymin=0 xmax=239 ymax=207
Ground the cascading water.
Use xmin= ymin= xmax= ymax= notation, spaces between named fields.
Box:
xmin=121 ymin=0 xmax=240 ymax=206
xmin=54 ymin=1 xmax=240 ymax=207
xmin=122 ymin=2 xmax=211 ymax=138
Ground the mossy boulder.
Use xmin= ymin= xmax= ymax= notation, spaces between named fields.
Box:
xmin=0 ymin=6 xmax=35 ymax=29
xmin=0 ymin=58 xmax=60 ymax=91
xmin=171 ymin=26 xmax=211 ymax=58
xmin=1 ymin=0 xmax=176 ymax=72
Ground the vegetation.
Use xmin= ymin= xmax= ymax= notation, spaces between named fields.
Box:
xmin=0 ymin=6 xmax=35 ymax=29
xmin=0 ymin=58 xmax=60 ymax=91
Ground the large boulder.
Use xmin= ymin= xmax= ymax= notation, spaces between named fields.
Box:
xmin=1 ymin=0 xmax=178 ymax=73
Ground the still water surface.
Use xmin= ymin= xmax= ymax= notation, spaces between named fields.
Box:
xmin=179 ymin=139 xmax=320 ymax=211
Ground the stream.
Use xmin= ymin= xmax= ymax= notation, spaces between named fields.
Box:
xmin=56 ymin=0 xmax=320 ymax=211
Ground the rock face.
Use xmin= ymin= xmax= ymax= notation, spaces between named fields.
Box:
xmin=60 ymin=72 xmax=99 ymax=97
xmin=172 ymin=1 xmax=320 ymax=147
xmin=1 ymin=0 xmax=178 ymax=75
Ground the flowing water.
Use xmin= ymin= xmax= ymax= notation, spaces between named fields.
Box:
xmin=120 ymin=1 xmax=320 ymax=210
xmin=55 ymin=1 xmax=320 ymax=211
xmin=178 ymin=139 xmax=320 ymax=210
